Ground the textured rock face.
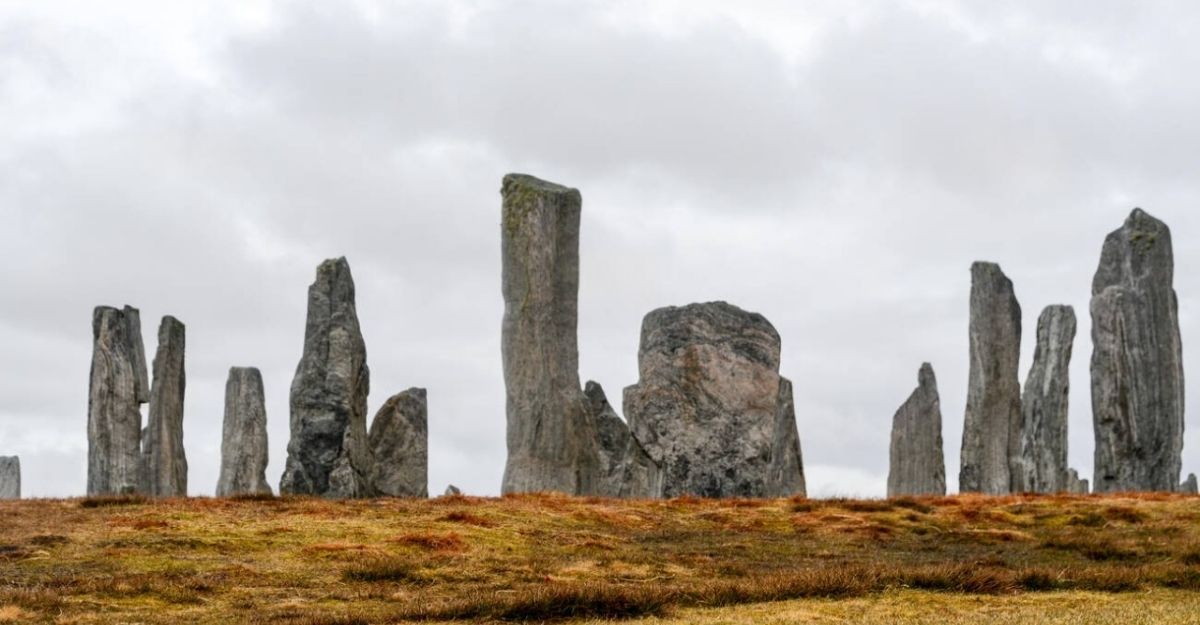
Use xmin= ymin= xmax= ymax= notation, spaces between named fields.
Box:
xmin=368 ymin=388 xmax=428 ymax=498
xmin=0 ymin=456 xmax=18 ymax=499
xmin=280 ymin=257 xmax=374 ymax=498
xmin=584 ymin=381 xmax=662 ymax=498
xmin=767 ymin=378 xmax=807 ymax=497
xmin=142 ymin=316 xmax=187 ymax=497
xmin=1091 ymin=209 xmax=1185 ymax=493
xmin=88 ymin=306 xmax=147 ymax=496
xmin=960 ymin=262 xmax=1022 ymax=495
xmin=217 ymin=367 xmax=272 ymax=497
xmin=500 ymin=174 xmax=598 ymax=495
xmin=1014 ymin=306 xmax=1076 ymax=493
xmin=1181 ymin=473 xmax=1198 ymax=495
xmin=887 ymin=363 xmax=946 ymax=497
xmin=123 ymin=306 xmax=150 ymax=405
xmin=1066 ymin=468 xmax=1089 ymax=494
xmin=623 ymin=301 xmax=800 ymax=498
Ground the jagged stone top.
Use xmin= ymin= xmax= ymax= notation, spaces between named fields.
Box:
xmin=917 ymin=362 xmax=936 ymax=390
xmin=638 ymin=301 xmax=781 ymax=371
xmin=501 ymin=173 xmax=580 ymax=199
xmin=1093 ymin=208 xmax=1174 ymax=295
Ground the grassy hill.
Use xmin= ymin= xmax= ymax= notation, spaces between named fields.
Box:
xmin=1 ymin=492 xmax=1199 ymax=624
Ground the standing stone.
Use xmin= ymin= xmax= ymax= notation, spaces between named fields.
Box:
xmin=1065 ymin=468 xmax=1089 ymax=494
xmin=584 ymin=381 xmax=662 ymax=498
xmin=443 ymin=484 xmax=462 ymax=496
xmin=142 ymin=316 xmax=187 ymax=497
xmin=767 ymin=378 xmax=807 ymax=497
xmin=1092 ymin=209 xmax=1185 ymax=493
xmin=88 ymin=306 xmax=146 ymax=496
xmin=959 ymin=262 xmax=1022 ymax=495
xmin=368 ymin=388 xmax=428 ymax=498
xmin=887 ymin=363 xmax=946 ymax=497
xmin=280 ymin=257 xmax=374 ymax=498
xmin=1181 ymin=473 xmax=1198 ymax=495
xmin=623 ymin=301 xmax=800 ymax=498
xmin=500 ymin=174 xmax=598 ymax=495
xmin=123 ymin=306 xmax=150 ymax=405
xmin=217 ymin=367 xmax=272 ymax=497
xmin=0 ymin=457 xmax=18 ymax=499
xmin=1013 ymin=306 xmax=1076 ymax=493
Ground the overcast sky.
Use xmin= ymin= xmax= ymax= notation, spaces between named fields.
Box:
xmin=3 ymin=1 xmax=1199 ymax=498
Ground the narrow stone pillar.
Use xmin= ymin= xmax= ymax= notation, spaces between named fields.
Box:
xmin=888 ymin=363 xmax=946 ymax=497
xmin=1014 ymin=305 xmax=1076 ymax=493
xmin=217 ymin=367 xmax=272 ymax=497
xmin=87 ymin=306 xmax=147 ymax=495
xmin=142 ymin=316 xmax=187 ymax=497
xmin=0 ymin=457 xmax=19 ymax=499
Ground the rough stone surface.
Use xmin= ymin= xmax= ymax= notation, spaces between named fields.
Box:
xmin=500 ymin=173 xmax=598 ymax=495
xmin=1181 ymin=473 xmax=1198 ymax=495
xmin=887 ymin=363 xmax=946 ymax=497
xmin=0 ymin=456 xmax=18 ymax=499
xmin=217 ymin=367 xmax=272 ymax=497
xmin=1091 ymin=209 xmax=1185 ymax=493
xmin=280 ymin=257 xmax=374 ymax=498
xmin=1014 ymin=306 xmax=1077 ymax=493
xmin=368 ymin=388 xmax=428 ymax=498
xmin=623 ymin=301 xmax=800 ymax=498
xmin=142 ymin=316 xmax=187 ymax=497
xmin=959 ymin=262 xmax=1022 ymax=495
xmin=1066 ymin=468 xmax=1089 ymax=494
xmin=123 ymin=306 xmax=150 ymax=405
xmin=88 ymin=306 xmax=146 ymax=496
xmin=767 ymin=378 xmax=807 ymax=497
xmin=583 ymin=381 xmax=662 ymax=498
xmin=443 ymin=484 xmax=462 ymax=496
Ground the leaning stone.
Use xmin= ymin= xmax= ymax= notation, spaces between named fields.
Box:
xmin=217 ymin=367 xmax=272 ymax=497
xmin=142 ymin=316 xmax=187 ymax=497
xmin=959 ymin=262 xmax=1022 ymax=495
xmin=623 ymin=301 xmax=797 ymax=498
xmin=88 ymin=306 xmax=145 ymax=496
xmin=887 ymin=363 xmax=946 ymax=497
xmin=279 ymin=257 xmax=374 ymax=498
xmin=0 ymin=457 xmax=19 ymax=499
xmin=500 ymin=173 xmax=598 ymax=495
xmin=1013 ymin=306 xmax=1076 ymax=493
xmin=1091 ymin=209 xmax=1185 ymax=492
xmin=443 ymin=484 xmax=462 ymax=496
xmin=584 ymin=381 xmax=662 ymax=498
xmin=369 ymin=388 xmax=428 ymax=498
xmin=1181 ymin=473 xmax=1199 ymax=495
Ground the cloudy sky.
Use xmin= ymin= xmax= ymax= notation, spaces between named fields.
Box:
xmin=3 ymin=1 xmax=1199 ymax=498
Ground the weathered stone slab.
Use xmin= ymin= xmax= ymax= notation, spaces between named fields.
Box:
xmin=369 ymin=388 xmax=428 ymax=498
xmin=217 ymin=367 xmax=272 ymax=497
xmin=280 ymin=257 xmax=374 ymax=498
xmin=1181 ymin=473 xmax=1199 ymax=495
xmin=584 ymin=381 xmax=662 ymax=498
xmin=959 ymin=262 xmax=1022 ymax=495
xmin=888 ymin=363 xmax=946 ymax=497
xmin=0 ymin=456 xmax=18 ymax=499
xmin=500 ymin=173 xmax=598 ymax=495
xmin=1014 ymin=305 xmax=1076 ymax=493
xmin=623 ymin=301 xmax=797 ymax=498
xmin=88 ymin=305 xmax=146 ymax=496
xmin=767 ymin=378 xmax=807 ymax=497
xmin=123 ymin=306 xmax=150 ymax=405
xmin=1091 ymin=209 xmax=1185 ymax=493
xmin=142 ymin=316 xmax=187 ymax=497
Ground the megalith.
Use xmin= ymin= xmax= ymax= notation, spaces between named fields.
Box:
xmin=767 ymin=378 xmax=807 ymax=497
xmin=368 ymin=388 xmax=428 ymax=498
xmin=500 ymin=173 xmax=598 ymax=495
xmin=887 ymin=363 xmax=946 ymax=497
xmin=583 ymin=381 xmax=662 ymax=498
xmin=88 ymin=305 xmax=148 ymax=496
xmin=1014 ymin=305 xmax=1076 ymax=493
xmin=142 ymin=316 xmax=187 ymax=497
xmin=0 ymin=456 xmax=18 ymax=499
xmin=280 ymin=257 xmax=374 ymax=498
xmin=1091 ymin=209 xmax=1185 ymax=492
xmin=217 ymin=367 xmax=272 ymax=497
xmin=1181 ymin=473 xmax=1198 ymax=495
xmin=959 ymin=262 xmax=1022 ymax=495
xmin=1066 ymin=468 xmax=1089 ymax=494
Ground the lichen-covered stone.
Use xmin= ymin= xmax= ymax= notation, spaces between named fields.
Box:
xmin=369 ymin=388 xmax=428 ymax=498
xmin=767 ymin=378 xmax=806 ymax=497
xmin=1014 ymin=306 xmax=1076 ymax=493
xmin=142 ymin=316 xmax=187 ymax=497
xmin=1181 ymin=473 xmax=1198 ymax=495
xmin=1091 ymin=209 xmax=1185 ymax=493
xmin=280 ymin=257 xmax=374 ymax=498
xmin=623 ymin=301 xmax=798 ymax=498
xmin=0 ymin=456 xmax=18 ymax=499
xmin=584 ymin=381 xmax=662 ymax=498
xmin=959 ymin=262 xmax=1022 ymax=495
xmin=500 ymin=174 xmax=598 ymax=495
xmin=88 ymin=306 xmax=146 ymax=496
xmin=888 ymin=363 xmax=946 ymax=497
xmin=217 ymin=367 xmax=272 ymax=497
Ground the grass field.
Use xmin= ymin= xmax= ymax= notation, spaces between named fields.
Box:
xmin=1 ymin=492 xmax=1199 ymax=623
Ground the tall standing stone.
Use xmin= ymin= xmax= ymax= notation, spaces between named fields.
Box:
xmin=0 ymin=457 xmax=18 ymax=499
xmin=1013 ymin=305 xmax=1076 ymax=493
xmin=887 ymin=363 xmax=946 ymax=497
xmin=217 ymin=367 xmax=272 ymax=497
xmin=142 ymin=316 xmax=187 ymax=497
xmin=1181 ymin=473 xmax=1198 ymax=495
xmin=767 ymin=378 xmax=807 ymax=497
xmin=88 ymin=306 xmax=146 ymax=496
xmin=368 ymin=388 xmax=428 ymax=498
xmin=623 ymin=301 xmax=802 ymax=498
xmin=123 ymin=306 xmax=150 ymax=405
xmin=280 ymin=257 xmax=374 ymax=498
xmin=500 ymin=174 xmax=598 ymax=495
xmin=584 ymin=381 xmax=662 ymax=498
xmin=959 ymin=262 xmax=1022 ymax=495
xmin=1091 ymin=209 xmax=1185 ymax=493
